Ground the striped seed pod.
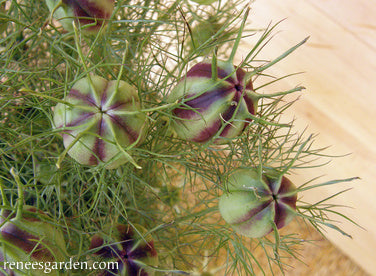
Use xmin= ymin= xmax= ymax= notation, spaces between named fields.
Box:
xmin=45 ymin=0 xmax=114 ymax=34
xmin=168 ymin=8 xmax=305 ymax=144
xmin=219 ymin=169 xmax=297 ymax=238
xmin=167 ymin=60 xmax=256 ymax=143
xmin=53 ymin=75 xmax=146 ymax=169
xmin=0 ymin=206 xmax=67 ymax=275
xmin=89 ymin=223 xmax=158 ymax=276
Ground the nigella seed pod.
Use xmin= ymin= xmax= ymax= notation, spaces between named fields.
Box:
xmin=53 ymin=75 xmax=146 ymax=169
xmin=219 ymin=169 xmax=297 ymax=238
xmin=187 ymin=17 xmax=233 ymax=57
xmin=167 ymin=60 xmax=256 ymax=143
xmin=0 ymin=206 xmax=67 ymax=275
xmin=45 ymin=0 xmax=114 ymax=34
xmin=89 ymin=223 xmax=158 ymax=276
xmin=168 ymin=9 xmax=306 ymax=144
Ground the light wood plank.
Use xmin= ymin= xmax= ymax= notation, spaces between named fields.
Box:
xmin=306 ymin=0 xmax=376 ymax=52
xmin=235 ymin=0 xmax=376 ymax=274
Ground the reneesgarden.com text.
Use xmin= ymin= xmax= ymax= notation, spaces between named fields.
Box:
xmin=2 ymin=258 xmax=118 ymax=274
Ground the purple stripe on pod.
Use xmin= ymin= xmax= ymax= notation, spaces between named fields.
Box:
xmin=235 ymin=67 xmax=256 ymax=115
xmin=217 ymin=90 xmax=243 ymax=138
xmin=279 ymin=195 xmax=297 ymax=210
xmin=64 ymin=112 xmax=95 ymax=129
xmin=65 ymin=0 xmax=113 ymax=32
xmin=217 ymin=109 xmax=238 ymax=139
xmin=107 ymin=100 xmax=134 ymax=111
xmin=275 ymin=176 xmax=297 ymax=209
xmin=1 ymin=223 xmax=47 ymax=259
xmin=71 ymin=0 xmax=113 ymax=19
xmin=191 ymin=118 xmax=222 ymax=143
xmin=233 ymin=200 xmax=273 ymax=225
xmin=278 ymin=176 xmax=295 ymax=195
xmin=116 ymin=224 xmax=133 ymax=241
xmin=236 ymin=66 xmax=254 ymax=91
xmin=127 ymin=259 xmax=148 ymax=276
xmin=107 ymin=114 xmax=139 ymax=143
xmin=0 ymin=209 xmax=13 ymax=225
xmin=185 ymin=63 xmax=237 ymax=84
xmin=68 ymin=89 xmax=98 ymax=107
xmin=130 ymin=240 xmax=157 ymax=259
xmin=88 ymin=117 xmax=106 ymax=165
xmin=90 ymin=235 xmax=112 ymax=258
xmin=100 ymin=80 xmax=109 ymax=107
xmin=173 ymin=86 xmax=234 ymax=120
xmin=274 ymin=203 xmax=290 ymax=229
xmin=242 ymin=93 xmax=256 ymax=115
xmin=235 ymin=206 xmax=273 ymax=235
xmin=59 ymin=112 xmax=95 ymax=140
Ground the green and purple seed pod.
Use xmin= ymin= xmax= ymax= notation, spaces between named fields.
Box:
xmin=89 ymin=223 xmax=158 ymax=276
xmin=167 ymin=60 xmax=256 ymax=143
xmin=0 ymin=206 xmax=67 ymax=275
xmin=167 ymin=9 xmax=254 ymax=143
xmin=45 ymin=0 xmax=114 ymax=34
xmin=219 ymin=169 xmax=297 ymax=238
xmin=53 ymin=75 xmax=147 ymax=169
xmin=168 ymin=9 xmax=305 ymax=144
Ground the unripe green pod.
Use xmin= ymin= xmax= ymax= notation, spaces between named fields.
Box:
xmin=167 ymin=60 xmax=256 ymax=143
xmin=45 ymin=0 xmax=114 ymax=34
xmin=219 ymin=169 xmax=297 ymax=238
xmin=187 ymin=17 xmax=233 ymax=57
xmin=0 ymin=206 xmax=67 ymax=275
xmin=53 ymin=75 xmax=146 ymax=169
xmin=89 ymin=223 xmax=158 ymax=276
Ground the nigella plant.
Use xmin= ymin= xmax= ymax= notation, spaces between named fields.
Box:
xmin=0 ymin=1 xmax=359 ymax=276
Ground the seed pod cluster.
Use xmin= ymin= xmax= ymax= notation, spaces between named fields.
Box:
xmin=89 ymin=223 xmax=158 ymax=276
xmin=219 ymin=169 xmax=297 ymax=238
xmin=53 ymin=75 xmax=146 ymax=169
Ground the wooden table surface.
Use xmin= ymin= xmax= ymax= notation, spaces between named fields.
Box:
xmin=235 ymin=0 xmax=376 ymax=275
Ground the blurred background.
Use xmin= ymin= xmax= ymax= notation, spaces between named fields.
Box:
xmin=236 ymin=0 xmax=376 ymax=275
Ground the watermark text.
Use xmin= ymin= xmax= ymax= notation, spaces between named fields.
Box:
xmin=3 ymin=258 xmax=118 ymax=274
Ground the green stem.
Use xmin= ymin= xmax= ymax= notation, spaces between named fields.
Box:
xmin=228 ymin=7 xmax=250 ymax=63
xmin=10 ymin=168 xmax=24 ymax=220
xmin=250 ymin=86 xmax=305 ymax=101
xmin=0 ymin=179 xmax=9 ymax=206
xmin=244 ymin=36 xmax=309 ymax=84
xmin=48 ymin=0 xmax=64 ymax=24
xmin=211 ymin=47 xmax=218 ymax=81
xmin=73 ymin=21 xmax=101 ymax=105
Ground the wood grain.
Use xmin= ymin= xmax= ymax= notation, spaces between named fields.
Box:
xmin=235 ymin=0 xmax=376 ymax=274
